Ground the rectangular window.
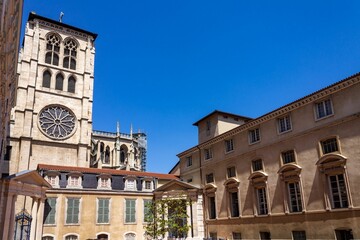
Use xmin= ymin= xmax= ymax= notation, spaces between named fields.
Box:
xmin=225 ymin=139 xmax=234 ymax=152
xmin=278 ymin=115 xmax=292 ymax=133
xmin=230 ymin=192 xmax=240 ymax=217
xmin=227 ymin=166 xmax=236 ymax=178
xmin=66 ymin=198 xmax=80 ymax=224
xmin=97 ymin=198 xmax=109 ymax=224
xmin=321 ymin=138 xmax=339 ymax=154
xmin=206 ymin=120 xmax=211 ymax=134
xmin=292 ymin=231 xmax=306 ymax=240
xmin=315 ymin=99 xmax=333 ymax=119
xmin=282 ymin=150 xmax=295 ymax=164
xmin=204 ymin=148 xmax=213 ymax=160
xmin=143 ymin=199 xmax=152 ymax=222
xmin=206 ymin=173 xmax=214 ymax=183
xmin=257 ymin=188 xmax=268 ymax=215
xmin=232 ymin=232 xmax=242 ymax=240
xmin=329 ymin=174 xmax=348 ymax=209
xmin=126 ymin=179 xmax=136 ymax=190
xmin=145 ymin=181 xmax=151 ymax=190
xmin=44 ymin=198 xmax=56 ymax=225
xmin=260 ymin=231 xmax=271 ymax=240
xmin=187 ymin=178 xmax=193 ymax=183
xmin=186 ymin=156 xmax=192 ymax=167
xmin=249 ymin=128 xmax=260 ymax=144
xmin=209 ymin=232 xmax=217 ymax=240
xmin=335 ymin=229 xmax=354 ymax=240
xmin=288 ymin=182 xmax=302 ymax=212
xmin=125 ymin=199 xmax=136 ymax=223
xmin=252 ymin=159 xmax=263 ymax=171
xmin=208 ymin=196 xmax=216 ymax=219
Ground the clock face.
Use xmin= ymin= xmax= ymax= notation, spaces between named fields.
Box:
xmin=38 ymin=105 xmax=76 ymax=139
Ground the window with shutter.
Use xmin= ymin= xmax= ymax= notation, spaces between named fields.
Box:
xmin=97 ymin=198 xmax=110 ymax=223
xmin=66 ymin=198 xmax=80 ymax=224
xmin=125 ymin=199 xmax=136 ymax=223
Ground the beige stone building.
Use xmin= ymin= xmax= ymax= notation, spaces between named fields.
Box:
xmin=37 ymin=164 xmax=179 ymax=240
xmin=177 ymin=76 xmax=360 ymax=240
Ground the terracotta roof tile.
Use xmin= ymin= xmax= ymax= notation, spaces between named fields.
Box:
xmin=37 ymin=164 xmax=179 ymax=180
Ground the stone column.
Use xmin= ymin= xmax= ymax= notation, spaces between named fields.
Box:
xmin=2 ymin=192 xmax=17 ymax=240
xmin=35 ymin=198 xmax=45 ymax=240
xmin=30 ymin=197 xmax=39 ymax=240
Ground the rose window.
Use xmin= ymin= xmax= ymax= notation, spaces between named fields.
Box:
xmin=39 ymin=105 xmax=76 ymax=139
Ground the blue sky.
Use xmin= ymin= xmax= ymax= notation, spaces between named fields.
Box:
xmin=22 ymin=1 xmax=360 ymax=173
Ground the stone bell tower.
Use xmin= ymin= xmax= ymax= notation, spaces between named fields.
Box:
xmin=2 ymin=12 xmax=97 ymax=176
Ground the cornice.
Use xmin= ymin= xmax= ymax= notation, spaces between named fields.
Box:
xmin=181 ymin=74 xmax=360 ymax=153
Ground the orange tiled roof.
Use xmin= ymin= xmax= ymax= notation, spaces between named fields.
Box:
xmin=37 ymin=164 xmax=179 ymax=180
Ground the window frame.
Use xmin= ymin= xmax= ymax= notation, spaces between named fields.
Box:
xmin=315 ymin=98 xmax=334 ymax=120
xmin=281 ymin=150 xmax=296 ymax=165
xmin=206 ymin=173 xmax=214 ymax=184
xmin=328 ymin=174 xmax=349 ymax=209
xmin=65 ymin=198 xmax=81 ymax=225
xmin=248 ymin=128 xmax=261 ymax=144
xmin=186 ymin=156 xmax=193 ymax=167
xmin=292 ymin=230 xmax=306 ymax=240
xmin=125 ymin=199 xmax=136 ymax=224
xmin=256 ymin=187 xmax=268 ymax=215
xmin=252 ymin=159 xmax=263 ymax=172
xmin=287 ymin=182 xmax=303 ymax=213
xmin=44 ymin=197 xmax=57 ymax=225
xmin=277 ymin=115 xmax=292 ymax=134
xmin=225 ymin=138 xmax=234 ymax=153
xmin=66 ymin=173 xmax=83 ymax=189
xmin=208 ymin=196 xmax=216 ymax=220
xmin=97 ymin=198 xmax=110 ymax=224
xmin=204 ymin=148 xmax=213 ymax=160
xmin=227 ymin=166 xmax=236 ymax=178
xmin=320 ymin=137 xmax=339 ymax=155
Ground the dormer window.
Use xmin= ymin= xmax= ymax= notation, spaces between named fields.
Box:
xmin=45 ymin=171 xmax=60 ymax=188
xmin=142 ymin=178 xmax=154 ymax=191
xmin=67 ymin=173 xmax=83 ymax=189
xmin=125 ymin=177 xmax=137 ymax=191
xmin=97 ymin=174 xmax=112 ymax=190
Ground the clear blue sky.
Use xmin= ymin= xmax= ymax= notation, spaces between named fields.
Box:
xmin=22 ymin=1 xmax=360 ymax=173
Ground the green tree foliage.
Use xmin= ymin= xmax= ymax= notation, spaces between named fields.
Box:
xmin=144 ymin=198 xmax=191 ymax=239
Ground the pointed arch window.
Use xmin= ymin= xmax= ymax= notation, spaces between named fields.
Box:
xmin=42 ymin=70 xmax=51 ymax=88
xmin=55 ymin=73 xmax=64 ymax=90
xmin=45 ymin=34 xmax=60 ymax=66
xmin=68 ymin=76 xmax=76 ymax=93
xmin=63 ymin=39 xmax=77 ymax=70
xmin=104 ymin=146 xmax=110 ymax=164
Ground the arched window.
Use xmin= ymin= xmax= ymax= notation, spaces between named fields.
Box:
xmin=104 ymin=146 xmax=110 ymax=164
xmin=120 ymin=145 xmax=128 ymax=164
xmin=65 ymin=235 xmax=78 ymax=240
xmin=42 ymin=70 xmax=51 ymax=88
xmin=68 ymin=76 xmax=76 ymax=93
xmin=63 ymin=38 xmax=77 ymax=70
xmin=125 ymin=232 xmax=136 ymax=240
xmin=45 ymin=34 xmax=60 ymax=66
xmin=55 ymin=73 xmax=64 ymax=90
xmin=97 ymin=234 xmax=109 ymax=240
xmin=100 ymin=142 xmax=105 ymax=161
xmin=42 ymin=236 xmax=54 ymax=240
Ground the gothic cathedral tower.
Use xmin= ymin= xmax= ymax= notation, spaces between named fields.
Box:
xmin=4 ymin=12 xmax=97 ymax=175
